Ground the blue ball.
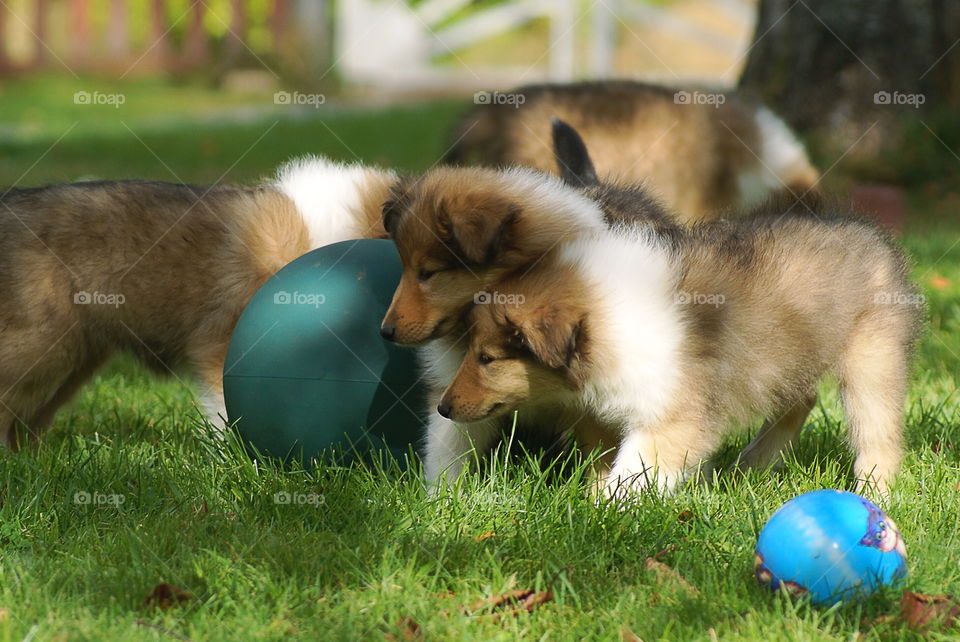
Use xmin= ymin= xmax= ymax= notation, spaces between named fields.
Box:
xmin=755 ymin=490 xmax=907 ymax=605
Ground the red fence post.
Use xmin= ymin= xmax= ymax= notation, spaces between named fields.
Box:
xmin=70 ymin=0 xmax=92 ymax=66
xmin=107 ymin=0 xmax=129 ymax=59
xmin=271 ymin=0 xmax=290 ymax=52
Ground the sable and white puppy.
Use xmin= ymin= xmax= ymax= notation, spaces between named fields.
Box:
xmin=0 ymin=156 xmax=396 ymax=446
xmin=436 ymin=210 xmax=921 ymax=497
xmin=381 ymin=122 xmax=677 ymax=483
xmin=446 ymin=81 xmax=820 ymax=223
xmin=381 ymin=120 xmax=675 ymax=347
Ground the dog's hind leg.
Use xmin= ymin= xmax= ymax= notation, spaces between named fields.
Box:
xmin=24 ymin=356 xmax=106 ymax=439
xmin=188 ymin=338 xmax=232 ymax=433
xmin=737 ymin=393 xmax=817 ymax=471
xmin=840 ymin=320 xmax=911 ymax=496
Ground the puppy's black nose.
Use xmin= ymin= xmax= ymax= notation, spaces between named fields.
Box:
xmin=380 ymin=323 xmax=396 ymax=340
xmin=437 ymin=402 xmax=452 ymax=418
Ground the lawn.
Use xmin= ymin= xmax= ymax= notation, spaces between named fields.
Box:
xmin=0 ymin=76 xmax=959 ymax=641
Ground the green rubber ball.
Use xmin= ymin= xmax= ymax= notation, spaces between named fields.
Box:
xmin=223 ymin=239 xmax=426 ymax=467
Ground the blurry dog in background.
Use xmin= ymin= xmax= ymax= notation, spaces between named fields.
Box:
xmin=446 ymin=81 xmax=820 ymax=223
xmin=0 ymin=156 xmax=396 ymax=446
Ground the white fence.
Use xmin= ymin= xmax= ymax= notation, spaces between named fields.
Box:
xmin=335 ymin=0 xmax=756 ymax=90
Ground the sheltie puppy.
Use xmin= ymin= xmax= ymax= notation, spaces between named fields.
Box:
xmin=434 ymin=208 xmax=921 ymax=497
xmin=445 ymin=81 xmax=820 ymax=223
xmin=0 ymin=156 xmax=395 ymax=446
xmin=380 ymin=120 xmax=675 ymax=347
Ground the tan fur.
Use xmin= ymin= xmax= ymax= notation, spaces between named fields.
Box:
xmin=0 ymin=177 xmax=393 ymax=445
xmin=438 ymin=210 xmax=920 ymax=497
xmin=448 ymin=82 xmax=820 ymax=223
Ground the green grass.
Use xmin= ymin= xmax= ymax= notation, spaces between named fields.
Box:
xmin=1 ymin=77 xmax=959 ymax=641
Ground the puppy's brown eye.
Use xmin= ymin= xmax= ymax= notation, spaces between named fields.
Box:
xmin=478 ymin=353 xmax=496 ymax=365
xmin=417 ymin=269 xmax=436 ymax=282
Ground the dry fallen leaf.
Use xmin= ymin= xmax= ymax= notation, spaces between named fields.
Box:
xmin=652 ymin=544 xmax=681 ymax=561
xmin=621 ymin=626 xmax=643 ymax=641
xmin=901 ymin=591 xmax=960 ymax=629
xmin=645 ymin=558 xmax=700 ymax=598
xmin=474 ymin=532 xmax=497 ymax=542
xmin=143 ymin=583 xmax=193 ymax=610
xmin=465 ymin=588 xmax=554 ymax=620
xmin=930 ymin=275 xmax=952 ymax=290
xmin=384 ymin=616 xmax=422 ymax=641
xmin=677 ymin=510 xmax=696 ymax=523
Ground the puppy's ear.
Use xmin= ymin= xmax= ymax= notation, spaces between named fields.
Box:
xmin=510 ymin=305 xmax=588 ymax=378
xmin=552 ymin=118 xmax=598 ymax=188
xmin=382 ymin=198 xmax=402 ymax=237
xmin=437 ymin=195 xmax=521 ymax=265
xmin=382 ymin=180 xmax=410 ymax=237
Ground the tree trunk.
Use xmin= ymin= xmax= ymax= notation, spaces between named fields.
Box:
xmin=183 ymin=1 xmax=209 ymax=68
xmin=146 ymin=0 xmax=171 ymax=71
xmin=32 ymin=0 xmax=50 ymax=68
xmin=739 ymin=0 xmax=960 ymax=144
xmin=223 ymin=0 xmax=247 ymax=65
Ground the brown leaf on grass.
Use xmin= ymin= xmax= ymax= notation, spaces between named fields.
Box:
xmin=465 ymin=588 xmax=554 ymax=620
xmin=645 ymin=558 xmax=700 ymax=598
xmin=652 ymin=544 xmax=681 ymax=561
xmin=621 ymin=627 xmax=643 ymax=641
xmin=143 ymin=583 xmax=193 ymax=610
xmin=384 ymin=617 xmax=422 ymax=641
xmin=930 ymin=275 xmax=951 ymax=290
xmin=677 ymin=510 xmax=696 ymax=523
xmin=901 ymin=591 xmax=960 ymax=629
xmin=474 ymin=531 xmax=497 ymax=542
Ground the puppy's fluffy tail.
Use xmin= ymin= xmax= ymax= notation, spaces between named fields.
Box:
xmin=754 ymin=106 xmax=821 ymax=205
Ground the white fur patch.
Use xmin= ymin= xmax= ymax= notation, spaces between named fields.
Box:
xmin=560 ymin=226 xmax=685 ymax=429
xmin=737 ymin=107 xmax=816 ymax=208
xmin=501 ymin=166 xmax=608 ymax=233
xmin=273 ymin=155 xmax=396 ymax=249
xmin=418 ymin=335 xmax=467 ymax=390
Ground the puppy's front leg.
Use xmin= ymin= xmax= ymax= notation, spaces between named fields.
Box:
xmin=423 ymin=414 xmax=499 ymax=493
xmin=604 ymin=419 xmax=719 ymax=501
